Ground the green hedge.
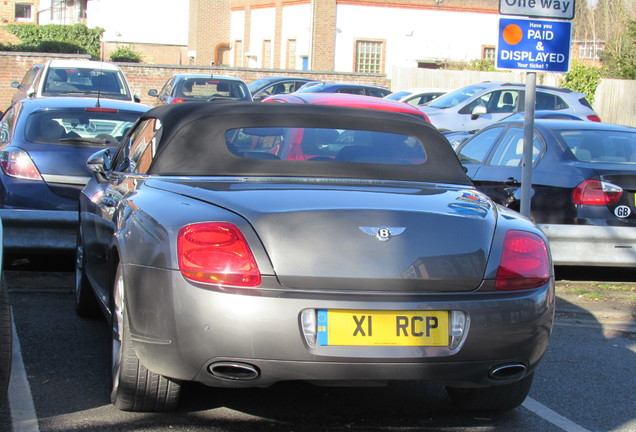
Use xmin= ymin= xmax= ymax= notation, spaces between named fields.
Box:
xmin=109 ymin=45 xmax=143 ymax=63
xmin=560 ymin=61 xmax=603 ymax=105
xmin=0 ymin=24 xmax=104 ymax=59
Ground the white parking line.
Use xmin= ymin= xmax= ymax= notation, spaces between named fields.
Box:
xmin=9 ymin=315 xmax=40 ymax=432
xmin=523 ymin=397 xmax=591 ymax=432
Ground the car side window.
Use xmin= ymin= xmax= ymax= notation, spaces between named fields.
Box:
xmin=366 ymin=89 xmax=387 ymax=97
xmin=0 ymin=107 xmax=17 ymax=144
xmin=457 ymin=127 xmax=504 ymax=165
xmin=20 ymin=66 xmax=41 ymax=89
xmin=114 ymin=119 xmax=161 ymax=174
xmin=489 ymin=127 xmax=543 ymax=167
xmin=292 ymin=81 xmax=307 ymax=91
xmin=536 ymin=91 xmax=568 ymax=110
xmin=128 ymin=119 xmax=162 ymax=174
xmin=462 ymin=90 xmax=520 ymax=115
xmin=158 ymin=77 xmax=175 ymax=102
xmin=339 ymin=87 xmax=365 ymax=95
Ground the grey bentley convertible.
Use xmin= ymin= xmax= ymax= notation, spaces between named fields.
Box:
xmin=75 ymin=101 xmax=554 ymax=412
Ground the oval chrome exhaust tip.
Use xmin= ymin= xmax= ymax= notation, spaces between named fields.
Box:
xmin=208 ymin=362 xmax=260 ymax=380
xmin=490 ymin=363 xmax=527 ymax=380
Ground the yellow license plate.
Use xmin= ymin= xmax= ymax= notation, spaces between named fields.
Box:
xmin=316 ymin=310 xmax=449 ymax=347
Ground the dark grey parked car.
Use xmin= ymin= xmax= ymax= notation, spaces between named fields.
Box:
xmin=76 ymin=101 xmax=554 ymax=412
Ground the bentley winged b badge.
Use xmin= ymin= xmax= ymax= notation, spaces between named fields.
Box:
xmin=359 ymin=226 xmax=406 ymax=242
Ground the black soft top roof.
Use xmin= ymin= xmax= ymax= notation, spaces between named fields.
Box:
xmin=143 ymin=101 xmax=472 ymax=186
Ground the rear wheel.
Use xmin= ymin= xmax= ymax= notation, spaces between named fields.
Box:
xmin=446 ymin=372 xmax=534 ymax=411
xmin=110 ymin=264 xmax=181 ymax=412
xmin=74 ymin=231 xmax=100 ymax=318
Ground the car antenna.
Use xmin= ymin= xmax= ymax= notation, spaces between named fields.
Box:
xmin=95 ymin=61 xmax=104 ymax=108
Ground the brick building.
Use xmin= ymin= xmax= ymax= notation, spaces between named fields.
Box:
xmin=0 ymin=0 xmax=38 ymax=25
xmin=230 ymin=0 xmax=500 ymax=75
xmin=2 ymin=0 xmax=501 ymax=75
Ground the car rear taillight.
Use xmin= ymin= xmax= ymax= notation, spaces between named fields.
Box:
xmin=572 ymin=179 xmax=622 ymax=205
xmin=0 ymin=150 xmax=43 ymax=181
xmin=170 ymin=98 xmax=186 ymax=104
xmin=178 ymin=222 xmax=261 ymax=287
xmin=495 ymin=230 xmax=550 ymax=291
xmin=586 ymin=114 xmax=601 ymax=122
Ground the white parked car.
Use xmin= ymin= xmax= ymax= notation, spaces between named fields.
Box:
xmin=419 ymin=82 xmax=601 ymax=132
xmin=10 ymin=59 xmax=140 ymax=104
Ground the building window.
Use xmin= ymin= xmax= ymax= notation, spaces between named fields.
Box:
xmin=262 ymin=40 xmax=272 ymax=69
xmin=286 ymin=39 xmax=297 ymax=70
xmin=234 ymin=40 xmax=244 ymax=67
xmin=15 ymin=3 xmax=33 ymax=20
xmin=579 ymin=44 xmax=602 ymax=60
xmin=482 ymin=46 xmax=496 ymax=61
xmin=355 ymin=40 xmax=383 ymax=74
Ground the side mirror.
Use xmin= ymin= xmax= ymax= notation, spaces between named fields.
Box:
xmin=87 ymin=148 xmax=112 ymax=183
xmin=471 ymin=105 xmax=487 ymax=119
xmin=10 ymin=82 xmax=20 ymax=89
xmin=134 ymin=95 xmax=141 ymax=103
xmin=147 ymin=89 xmax=158 ymax=97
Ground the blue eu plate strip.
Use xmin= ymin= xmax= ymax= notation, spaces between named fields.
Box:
xmin=317 ymin=309 xmax=328 ymax=346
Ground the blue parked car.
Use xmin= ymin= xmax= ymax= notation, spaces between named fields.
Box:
xmin=0 ymin=97 xmax=150 ymax=252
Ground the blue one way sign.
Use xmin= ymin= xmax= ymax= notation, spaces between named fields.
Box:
xmin=496 ymin=17 xmax=572 ymax=73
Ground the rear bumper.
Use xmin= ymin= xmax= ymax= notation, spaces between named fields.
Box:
xmin=123 ymin=264 xmax=555 ymax=389
xmin=0 ymin=209 xmax=77 ymax=252
xmin=539 ymin=223 xmax=636 ymax=267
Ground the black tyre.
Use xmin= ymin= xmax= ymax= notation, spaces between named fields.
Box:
xmin=74 ymin=231 xmax=100 ymax=318
xmin=446 ymin=372 xmax=534 ymax=411
xmin=110 ymin=264 xmax=181 ymax=412
xmin=0 ymin=280 xmax=12 ymax=405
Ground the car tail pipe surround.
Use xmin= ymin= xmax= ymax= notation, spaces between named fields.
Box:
xmin=489 ymin=363 xmax=527 ymax=380
xmin=208 ymin=361 xmax=260 ymax=380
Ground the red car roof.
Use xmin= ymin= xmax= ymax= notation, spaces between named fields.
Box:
xmin=262 ymin=92 xmax=430 ymax=122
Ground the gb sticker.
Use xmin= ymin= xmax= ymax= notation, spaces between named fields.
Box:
xmin=614 ymin=205 xmax=631 ymax=218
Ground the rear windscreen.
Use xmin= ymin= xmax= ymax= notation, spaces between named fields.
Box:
xmin=558 ymin=130 xmax=636 ymax=163
xmin=225 ymin=127 xmax=427 ymax=165
xmin=176 ymin=79 xmax=249 ymax=100
xmin=42 ymin=67 xmax=130 ymax=99
xmin=26 ymin=110 xmax=142 ymax=145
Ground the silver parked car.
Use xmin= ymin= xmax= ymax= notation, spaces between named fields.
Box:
xmin=420 ymin=81 xmax=600 ymax=132
xmin=76 ymin=101 xmax=554 ymax=412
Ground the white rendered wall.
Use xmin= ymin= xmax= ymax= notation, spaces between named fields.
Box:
xmin=247 ymin=7 xmax=276 ymax=68
xmin=334 ymin=5 xmax=499 ymax=75
xmin=280 ymin=4 xmax=312 ymax=70
xmin=230 ymin=9 xmax=246 ymax=67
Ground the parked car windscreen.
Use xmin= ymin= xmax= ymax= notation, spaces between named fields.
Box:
xmin=426 ymin=84 xmax=489 ymax=109
xmin=25 ymin=109 xmax=141 ymax=145
xmin=557 ymin=129 xmax=636 ymax=163
xmin=42 ymin=67 xmax=131 ymax=100
xmin=176 ymin=78 xmax=250 ymax=100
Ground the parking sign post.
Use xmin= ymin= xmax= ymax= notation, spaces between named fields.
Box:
xmin=496 ymin=2 xmax=573 ymax=218
xmin=520 ymin=72 xmax=536 ymax=218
